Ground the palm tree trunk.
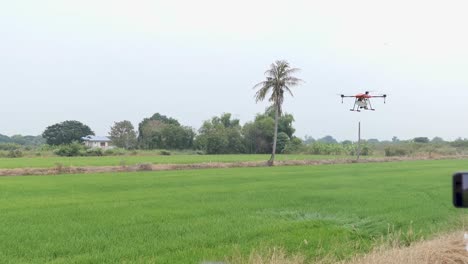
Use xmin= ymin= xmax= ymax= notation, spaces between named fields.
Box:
xmin=268 ymin=105 xmax=279 ymax=166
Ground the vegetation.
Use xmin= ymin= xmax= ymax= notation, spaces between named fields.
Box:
xmin=137 ymin=113 xmax=195 ymax=150
xmin=0 ymin=134 xmax=45 ymax=145
xmin=109 ymin=120 xmax=137 ymax=149
xmin=195 ymin=113 xmax=245 ymax=154
xmin=243 ymin=107 xmax=298 ymax=155
xmin=42 ymin=120 xmax=94 ymax=145
xmin=0 ymin=160 xmax=464 ymax=263
xmin=4 ymin=112 xmax=468 ymax=160
xmin=253 ymin=60 xmax=303 ymax=165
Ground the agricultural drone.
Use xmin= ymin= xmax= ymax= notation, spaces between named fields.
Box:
xmin=340 ymin=91 xmax=387 ymax=112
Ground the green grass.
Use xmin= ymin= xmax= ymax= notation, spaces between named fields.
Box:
xmin=0 ymin=159 xmax=466 ymax=263
xmin=0 ymin=154 xmax=349 ymax=169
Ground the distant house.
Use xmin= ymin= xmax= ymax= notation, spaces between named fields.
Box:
xmin=81 ymin=135 xmax=112 ymax=149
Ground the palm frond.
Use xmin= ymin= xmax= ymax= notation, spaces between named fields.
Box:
xmin=284 ymin=67 xmax=301 ymax=75
xmin=283 ymin=86 xmax=294 ymax=97
xmin=254 ymin=83 xmax=272 ymax=102
xmin=253 ymin=60 xmax=302 ymax=110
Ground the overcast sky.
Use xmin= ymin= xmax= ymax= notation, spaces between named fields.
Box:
xmin=1 ymin=0 xmax=467 ymax=141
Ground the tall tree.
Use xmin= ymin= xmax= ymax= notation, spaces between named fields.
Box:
xmin=137 ymin=113 xmax=194 ymax=150
xmin=42 ymin=120 xmax=94 ymax=145
xmin=253 ymin=60 xmax=303 ymax=165
xmin=109 ymin=120 xmax=137 ymax=149
xmin=195 ymin=113 xmax=244 ymax=154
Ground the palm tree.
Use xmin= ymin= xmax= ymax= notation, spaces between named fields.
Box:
xmin=253 ymin=60 xmax=303 ymax=166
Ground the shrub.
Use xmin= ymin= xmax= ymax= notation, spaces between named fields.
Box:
xmin=0 ymin=143 xmax=22 ymax=151
xmin=304 ymin=142 xmax=346 ymax=155
xmin=282 ymin=137 xmax=304 ymax=154
xmin=85 ymin=148 xmax=103 ymax=156
xmin=384 ymin=146 xmax=409 ymax=157
xmin=54 ymin=142 xmax=85 ymax=157
xmin=104 ymin=148 xmax=126 ymax=156
xmin=360 ymin=145 xmax=372 ymax=156
xmin=160 ymin=150 xmax=171 ymax=156
xmin=7 ymin=149 xmax=23 ymax=158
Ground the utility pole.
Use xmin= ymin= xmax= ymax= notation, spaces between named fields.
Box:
xmin=356 ymin=121 xmax=361 ymax=161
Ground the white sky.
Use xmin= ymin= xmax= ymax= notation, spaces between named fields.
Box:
xmin=1 ymin=0 xmax=467 ymax=141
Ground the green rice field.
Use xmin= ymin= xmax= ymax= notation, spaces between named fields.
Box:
xmin=0 ymin=159 xmax=466 ymax=263
xmin=0 ymin=154 xmax=348 ymax=169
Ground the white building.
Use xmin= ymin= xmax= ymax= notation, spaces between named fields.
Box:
xmin=81 ymin=135 xmax=112 ymax=149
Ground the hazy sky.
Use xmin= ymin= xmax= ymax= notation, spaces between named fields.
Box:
xmin=1 ymin=0 xmax=467 ymax=141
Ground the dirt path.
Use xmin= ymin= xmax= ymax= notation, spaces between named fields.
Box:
xmin=0 ymin=156 xmax=466 ymax=177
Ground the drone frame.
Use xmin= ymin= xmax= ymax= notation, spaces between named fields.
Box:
xmin=340 ymin=93 xmax=387 ymax=112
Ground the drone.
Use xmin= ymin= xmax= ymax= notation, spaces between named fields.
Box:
xmin=340 ymin=91 xmax=387 ymax=112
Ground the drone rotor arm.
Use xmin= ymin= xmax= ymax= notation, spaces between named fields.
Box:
xmin=340 ymin=94 xmax=355 ymax=103
xmin=369 ymin=94 xmax=387 ymax=103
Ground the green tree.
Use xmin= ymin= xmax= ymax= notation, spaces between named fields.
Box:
xmin=242 ymin=109 xmax=298 ymax=154
xmin=138 ymin=113 xmax=194 ymax=149
xmin=0 ymin=134 xmax=11 ymax=143
xmin=276 ymin=132 xmax=290 ymax=153
xmin=264 ymin=106 xmax=296 ymax=138
xmin=317 ymin=135 xmax=337 ymax=144
xmin=195 ymin=113 xmax=244 ymax=154
xmin=0 ymin=134 xmax=45 ymax=146
xmin=414 ymin=137 xmax=430 ymax=143
xmin=253 ymin=60 xmax=303 ymax=165
xmin=242 ymin=113 xmax=275 ymax=154
xmin=109 ymin=120 xmax=137 ymax=149
xmin=42 ymin=120 xmax=94 ymax=145
xmin=283 ymin=137 xmax=304 ymax=153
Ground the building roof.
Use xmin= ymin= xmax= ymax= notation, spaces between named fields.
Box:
xmin=81 ymin=135 xmax=111 ymax=142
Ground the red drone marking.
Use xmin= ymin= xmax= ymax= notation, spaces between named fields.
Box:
xmin=340 ymin=91 xmax=387 ymax=112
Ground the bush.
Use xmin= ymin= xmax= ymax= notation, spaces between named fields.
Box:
xmin=0 ymin=143 xmax=22 ymax=151
xmin=54 ymin=142 xmax=85 ymax=157
xmin=360 ymin=145 xmax=372 ymax=156
xmin=384 ymin=146 xmax=409 ymax=157
xmin=85 ymin=148 xmax=103 ymax=156
xmin=104 ymin=148 xmax=126 ymax=156
xmin=159 ymin=150 xmax=171 ymax=156
xmin=282 ymin=137 xmax=304 ymax=154
xmin=7 ymin=149 xmax=23 ymax=158
xmin=304 ymin=142 xmax=346 ymax=155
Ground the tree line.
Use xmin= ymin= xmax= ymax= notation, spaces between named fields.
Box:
xmin=38 ymin=107 xmax=302 ymax=155
xmin=3 ymin=120 xmax=468 ymax=158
